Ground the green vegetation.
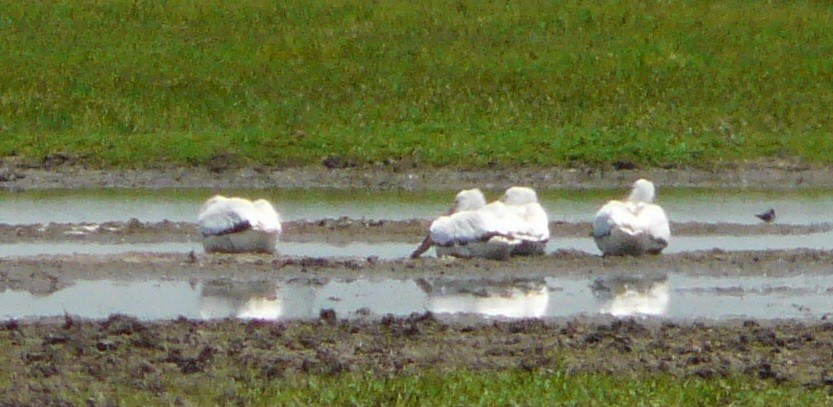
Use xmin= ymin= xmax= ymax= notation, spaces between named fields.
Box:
xmin=1 ymin=0 xmax=832 ymax=168
xmin=9 ymin=369 xmax=830 ymax=406
xmin=248 ymin=370 xmax=833 ymax=406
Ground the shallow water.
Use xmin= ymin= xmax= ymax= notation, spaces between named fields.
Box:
xmin=2 ymin=273 xmax=831 ymax=322
xmin=1 ymin=187 xmax=830 ymax=225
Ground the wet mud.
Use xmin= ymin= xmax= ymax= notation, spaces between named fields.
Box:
xmin=2 ymin=249 xmax=833 ymax=296
xmin=1 ymin=219 xmax=829 ymax=245
xmin=2 ymin=159 xmax=833 ymax=191
xmin=3 ymin=314 xmax=833 ymax=405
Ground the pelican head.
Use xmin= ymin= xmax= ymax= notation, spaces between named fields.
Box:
xmin=628 ymin=179 xmax=656 ymax=203
xmin=451 ymin=188 xmax=487 ymax=213
xmin=199 ymin=194 xmax=227 ymax=213
xmin=500 ymin=187 xmax=539 ymax=206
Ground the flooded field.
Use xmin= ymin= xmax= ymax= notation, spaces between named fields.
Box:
xmin=1 ymin=186 xmax=832 ymax=324
xmin=3 ymin=176 xmax=833 ymax=403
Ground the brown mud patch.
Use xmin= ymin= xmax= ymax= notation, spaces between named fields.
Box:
xmin=2 ymin=314 xmax=833 ymax=405
xmin=2 ymin=249 xmax=832 ymax=296
xmin=1 ymin=219 xmax=828 ymax=244
xmin=2 ymin=160 xmax=833 ymax=190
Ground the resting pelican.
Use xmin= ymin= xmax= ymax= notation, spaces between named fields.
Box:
xmin=592 ymin=179 xmax=670 ymax=256
xmin=198 ymin=195 xmax=282 ymax=254
xmin=414 ymin=187 xmax=550 ymax=260
xmin=410 ymin=188 xmax=487 ymax=258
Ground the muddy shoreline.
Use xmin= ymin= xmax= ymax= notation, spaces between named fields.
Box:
xmin=2 ymin=161 xmax=833 ymax=190
xmin=1 ymin=219 xmax=829 ymax=244
xmin=3 ymin=313 xmax=833 ymax=406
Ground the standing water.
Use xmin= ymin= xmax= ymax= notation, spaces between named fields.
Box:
xmin=1 ymin=273 xmax=831 ymax=322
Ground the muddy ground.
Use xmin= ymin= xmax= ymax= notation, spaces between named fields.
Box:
xmin=4 ymin=314 xmax=833 ymax=405
xmin=2 ymin=249 xmax=833 ymax=296
xmin=1 ymin=219 xmax=829 ymax=245
xmin=3 ymin=163 xmax=833 ymax=401
xmin=2 ymin=158 xmax=833 ymax=191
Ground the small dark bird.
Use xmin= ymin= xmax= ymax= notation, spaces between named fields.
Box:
xmin=755 ymin=208 xmax=776 ymax=223
xmin=186 ymin=250 xmax=197 ymax=264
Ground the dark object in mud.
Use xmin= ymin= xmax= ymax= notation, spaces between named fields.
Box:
xmin=613 ymin=160 xmax=637 ymax=170
xmin=322 ymin=155 xmax=358 ymax=169
xmin=319 ymin=308 xmax=337 ymax=325
xmin=756 ymin=208 xmax=776 ymax=223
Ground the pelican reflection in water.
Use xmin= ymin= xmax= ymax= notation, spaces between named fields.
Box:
xmin=591 ymin=275 xmax=669 ymax=317
xmin=419 ymin=278 xmax=550 ymax=319
xmin=198 ymin=280 xmax=282 ymax=320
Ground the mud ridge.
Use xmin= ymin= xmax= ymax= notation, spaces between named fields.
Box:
xmin=2 ymin=249 xmax=832 ymax=296
xmin=1 ymin=219 xmax=828 ymax=244
xmin=2 ymin=160 xmax=833 ymax=190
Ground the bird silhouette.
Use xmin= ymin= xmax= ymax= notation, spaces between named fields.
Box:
xmin=755 ymin=208 xmax=776 ymax=223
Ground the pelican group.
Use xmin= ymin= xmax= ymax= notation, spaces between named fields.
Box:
xmin=411 ymin=187 xmax=550 ymax=260
xmin=199 ymin=179 xmax=671 ymax=259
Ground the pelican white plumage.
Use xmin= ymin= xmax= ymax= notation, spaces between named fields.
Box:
xmin=417 ymin=186 xmax=550 ymax=260
xmin=198 ymin=195 xmax=282 ymax=254
xmin=410 ymin=188 xmax=487 ymax=258
xmin=592 ymin=179 xmax=670 ymax=256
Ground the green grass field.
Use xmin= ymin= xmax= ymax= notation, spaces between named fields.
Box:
xmin=22 ymin=369 xmax=832 ymax=406
xmin=2 ymin=0 xmax=832 ymax=169
xmin=239 ymin=370 xmax=833 ymax=406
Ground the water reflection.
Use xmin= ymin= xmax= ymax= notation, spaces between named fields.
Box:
xmin=591 ymin=275 xmax=670 ymax=317
xmin=198 ymin=280 xmax=283 ymax=320
xmin=2 ymin=273 xmax=833 ymax=322
xmin=420 ymin=279 xmax=550 ymax=318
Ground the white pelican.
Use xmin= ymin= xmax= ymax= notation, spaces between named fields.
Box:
xmin=592 ymin=179 xmax=670 ymax=256
xmin=415 ymin=187 xmax=550 ymax=260
xmin=410 ymin=188 xmax=487 ymax=258
xmin=198 ymin=195 xmax=282 ymax=254
xmin=422 ymin=279 xmax=550 ymax=319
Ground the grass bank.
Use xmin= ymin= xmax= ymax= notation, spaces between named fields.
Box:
xmin=233 ymin=370 xmax=833 ymax=406
xmin=1 ymin=0 xmax=832 ymax=168
xmin=5 ymin=367 xmax=831 ymax=406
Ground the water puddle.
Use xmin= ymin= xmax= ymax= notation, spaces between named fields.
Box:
xmin=2 ymin=274 xmax=832 ymax=322
xmin=1 ymin=188 xmax=831 ymax=225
